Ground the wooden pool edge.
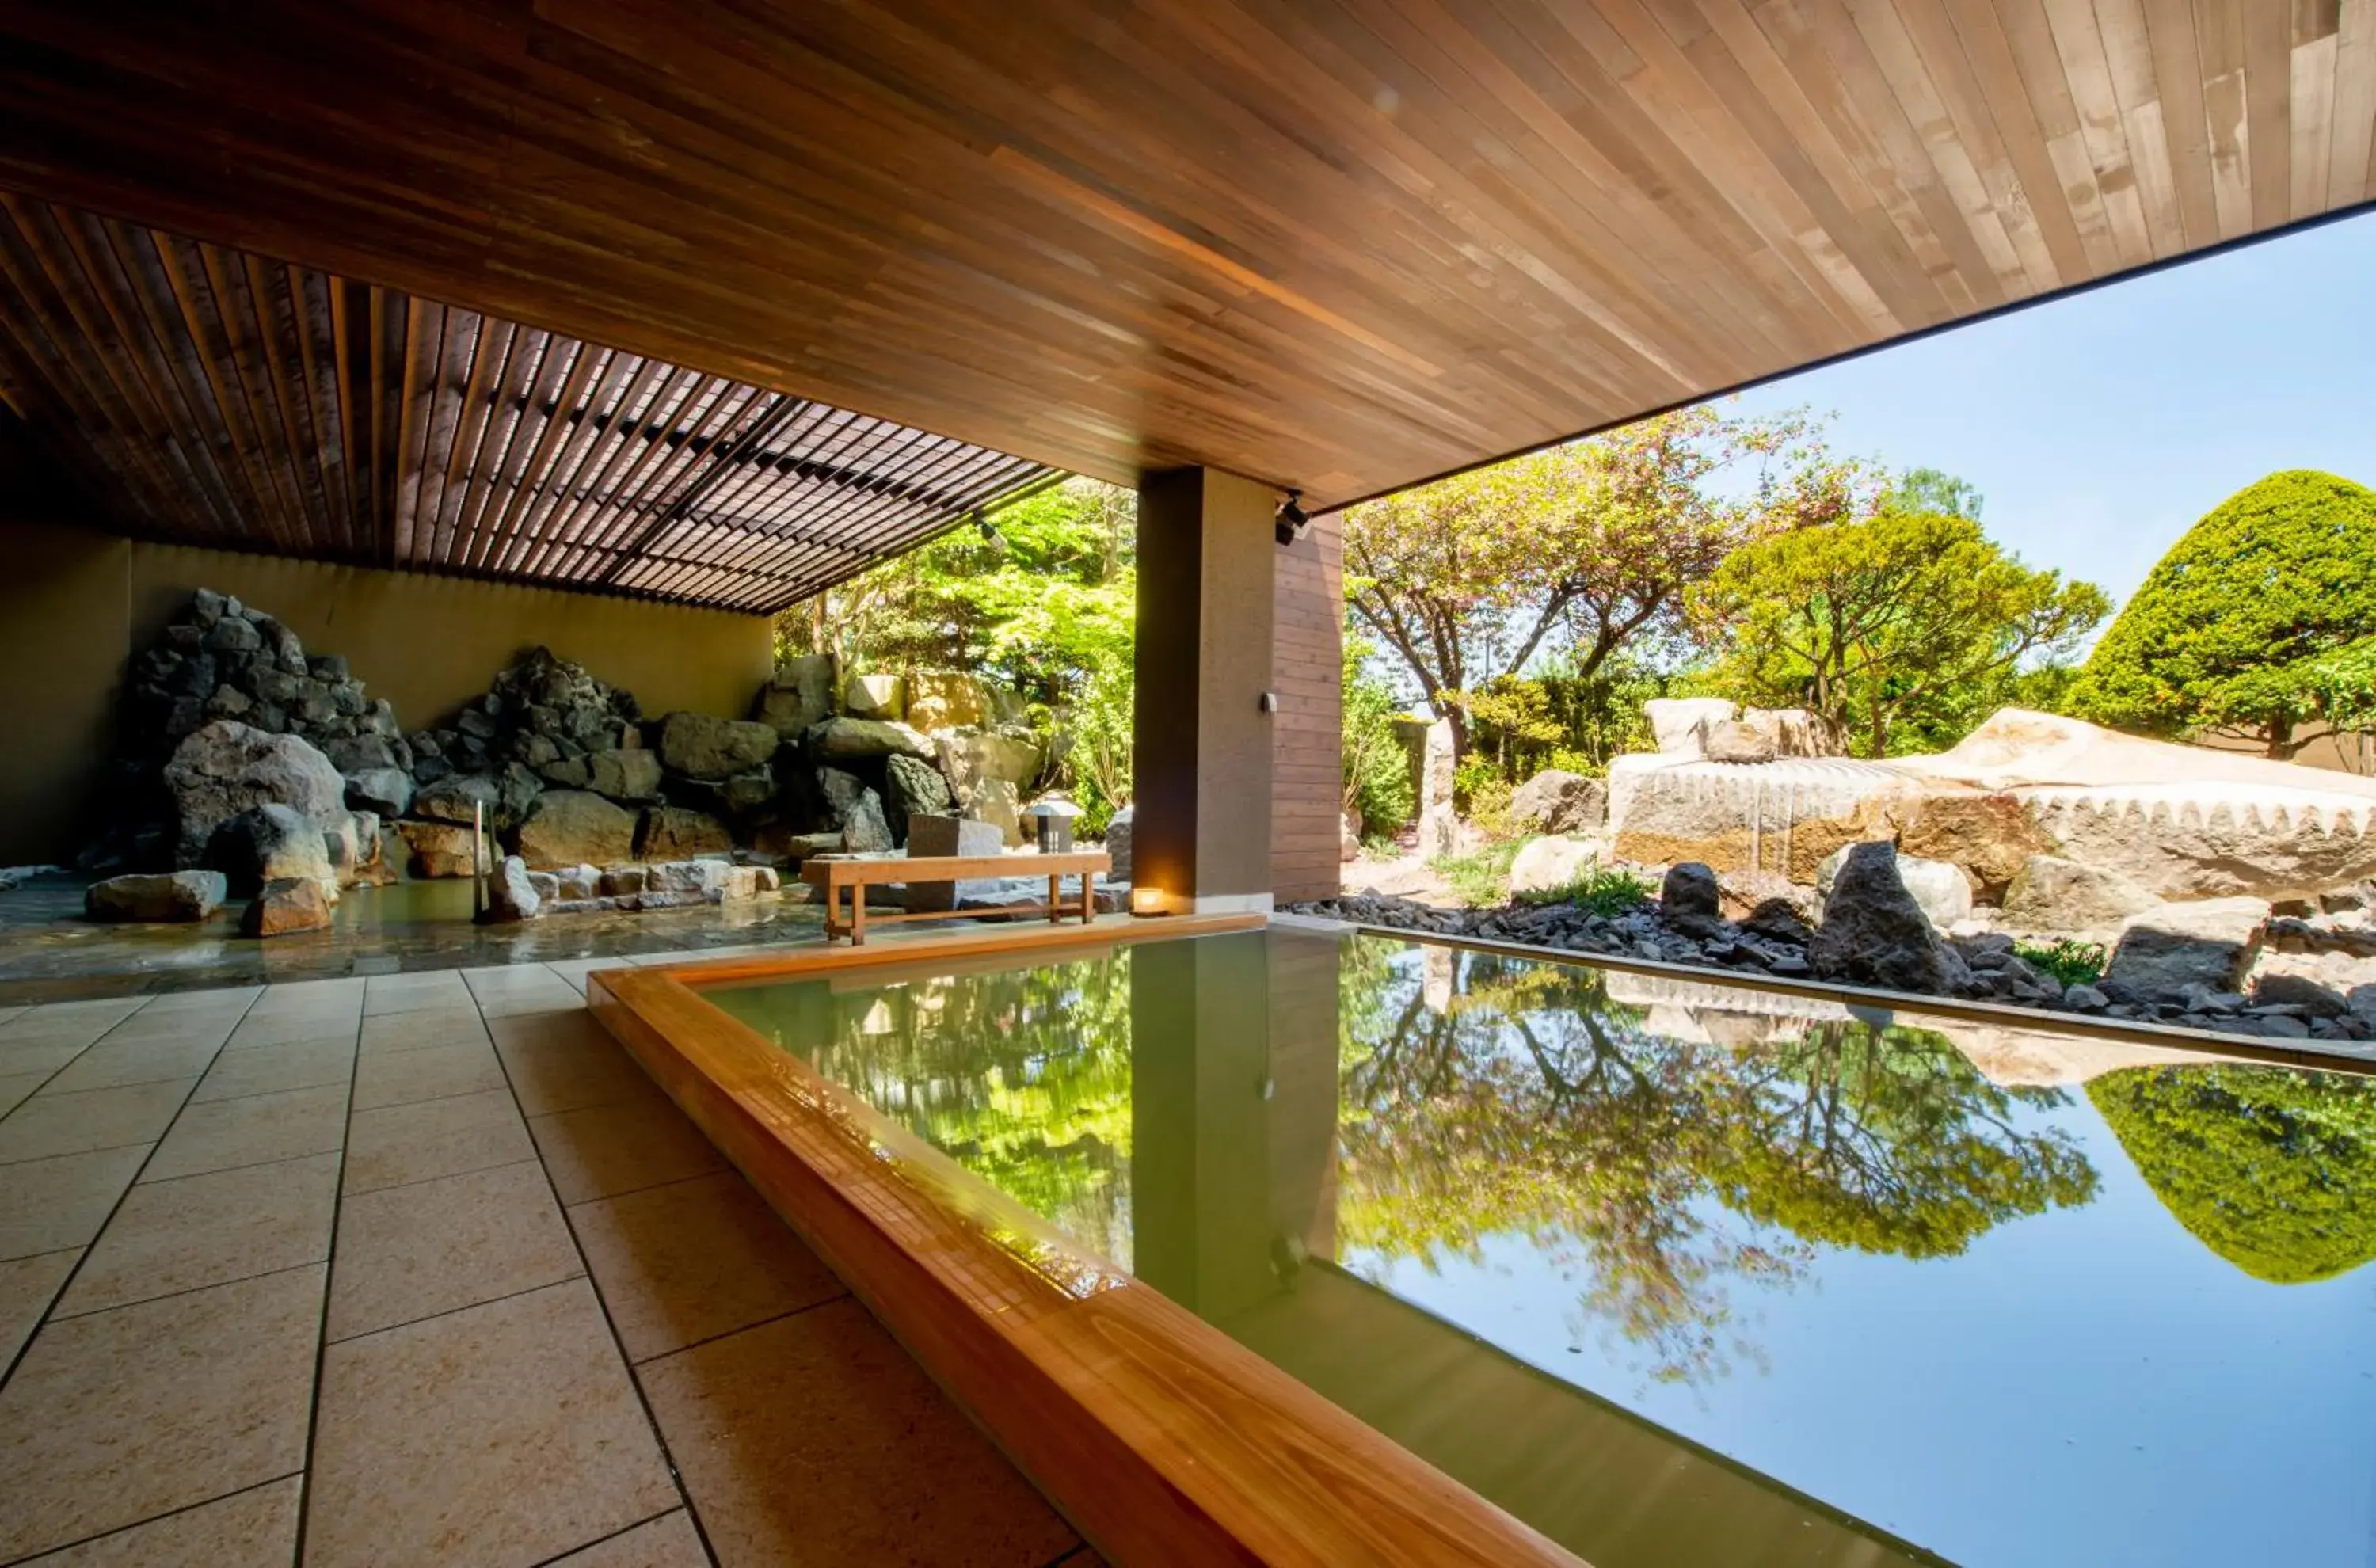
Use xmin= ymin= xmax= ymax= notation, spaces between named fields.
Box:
xmin=588 ymin=916 xmax=1584 ymax=1568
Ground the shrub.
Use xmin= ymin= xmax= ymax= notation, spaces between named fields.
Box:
xmin=1513 ymin=862 xmax=1653 ymax=917
xmin=2012 ymin=938 xmax=2106 ymax=989
xmin=1342 ymin=641 xmax=1417 ymax=837
xmin=2076 ymin=470 xmax=2376 ymax=758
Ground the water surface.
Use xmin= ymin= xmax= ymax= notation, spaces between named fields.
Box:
xmin=706 ymin=928 xmax=2376 ymax=1568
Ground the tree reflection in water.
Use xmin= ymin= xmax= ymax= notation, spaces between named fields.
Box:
xmin=1335 ymin=945 xmax=2100 ymax=1384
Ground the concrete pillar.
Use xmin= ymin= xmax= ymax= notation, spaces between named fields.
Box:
xmin=1133 ymin=466 xmax=1280 ymax=915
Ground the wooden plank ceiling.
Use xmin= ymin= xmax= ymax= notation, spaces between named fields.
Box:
xmin=0 ymin=1 xmax=2370 ymax=513
xmin=0 ymin=198 xmax=1053 ymax=612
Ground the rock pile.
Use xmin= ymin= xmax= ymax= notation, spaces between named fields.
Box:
xmin=1293 ymin=843 xmax=2376 ymax=1045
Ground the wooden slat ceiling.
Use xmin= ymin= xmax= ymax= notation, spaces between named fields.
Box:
xmin=0 ymin=197 xmax=1053 ymax=613
xmin=0 ymin=2 xmax=2370 ymax=512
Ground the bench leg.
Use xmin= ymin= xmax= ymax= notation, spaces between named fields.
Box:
xmin=851 ymin=883 xmax=867 ymax=946
xmin=1048 ymin=873 xmax=1062 ymax=924
xmin=1080 ymin=873 xmax=1094 ymax=924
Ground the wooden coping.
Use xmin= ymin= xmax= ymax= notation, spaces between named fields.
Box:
xmin=588 ymin=916 xmax=1583 ymax=1568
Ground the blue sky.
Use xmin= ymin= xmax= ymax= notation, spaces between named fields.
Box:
xmin=1725 ymin=205 xmax=2376 ymax=611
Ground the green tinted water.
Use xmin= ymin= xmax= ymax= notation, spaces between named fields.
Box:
xmin=704 ymin=928 xmax=2376 ymax=1568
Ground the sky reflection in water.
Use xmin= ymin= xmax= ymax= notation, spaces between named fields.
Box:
xmin=706 ymin=929 xmax=2376 ymax=1568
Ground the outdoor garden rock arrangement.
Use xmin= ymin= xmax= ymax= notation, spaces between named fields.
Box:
xmin=1293 ymin=843 xmax=2376 ymax=1046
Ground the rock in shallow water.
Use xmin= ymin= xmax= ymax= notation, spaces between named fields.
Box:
xmin=242 ymin=877 xmax=332 ymax=936
xmin=86 ymin=870 xmax=227 ymax=923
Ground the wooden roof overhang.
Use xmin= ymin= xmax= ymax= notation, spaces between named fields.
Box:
xmin=0 ymin=2 xmax=2370 ymax=518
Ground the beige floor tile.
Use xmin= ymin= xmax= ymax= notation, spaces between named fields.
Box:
xmin=356 ymin=1007 xmax=489 ymax=1055
xmin=0 ymin=1265 xmax=322 ymax=1562
xmin=343 ymin=1087 xmax=532 ymax=1194
xmin=221 ymin=1014 xmax=359 ymax=1051
xmin=0 ymin=999 xmax=150 ymax=1046
xmin=17 ymin=1475 xmax=302 ymax=1566
xmin=305 ymin=1278 xmax=677 ymax=1568
xmin=0 ymin=1145 xmax=152 ymax=1261
xmin=638 ymin=1298 xmax=1077 ymax=1568
xmin=0 ymin=1248 xmax=79 ymax=1367
xmin=2 ymin=1068 xmax=56 ymax=1117
xmin=139 ymin=985 xmax=263 ymax=1014
xmin=41 ymin=1037 xmax=223 ymax=1094
xmin=546 ymin=1510 xmax=710 ymax=1567
xmin=569 ymin=1170 xmax=843 ymax=1361
xmin=0 ymin=1041 xmax=89 ymax=1079
xmin=493 ymin=1011 xmax=661 ymax=1117
xmin=143 ymin=1083 xmax=348 ymax=1182
xmin=531 ymin=1094 xmax=726 ymax=1206
xmin=361 ymin=976 xmax=474 ymax=1018
xmin=192 ymin=1038 xmax=355 ymax=1102
xmin=57 ymin=1151 xmax=339 ymax=1318
xmin=328 ymin=1159 xmax=581 ymax=1340
xmin=0 ymin=1079 xmax=196 ymax=1165
xmin=348 ymin=1038 xmax=507 ymax=1111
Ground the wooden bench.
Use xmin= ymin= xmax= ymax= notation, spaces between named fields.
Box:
xmin=799 ymin=850 xmax=1110 ymax=945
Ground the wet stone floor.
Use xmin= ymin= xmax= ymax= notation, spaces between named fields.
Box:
xmin=0 ymin=875 xmax=834 ymax=1007
xmin=0 ymin=964 xmax=1101 ymax=1568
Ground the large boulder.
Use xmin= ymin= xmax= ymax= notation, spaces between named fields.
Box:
xmin=841 ymin=790 xmax=894 ymax=853
xmin=396 ymin=820 xmax=479 ymax=879
xmin=1701 ymin=719 xmax=1778 ymax=765
xmin=1644 ymin=698 xmax=1735 ymax=755
xmin=965 ymin=778 xmax=1024 ymax=847
xmin=935 ymin=729 xmax=1041 ymax=802
xmin=479 ymin=854 xmax=543 ymax=924
xmin=1607 ymin=754 xmax=1919 ymax=881
xmin=204 ymin=804 xmax=338 ymax=898
xmin=638 ymin=805 xmax=733 ymax=860
xmin=1661 ymin=862 xmax=1723 ymax=927
xmin=86 ymin=870 xmax=227 ymax=923
xmin=1808 ymin=843 xmax=1966 ymax=995
xmin=2102 ymin=898 xmax=2270 ymax=1000
xmin=1510 ymin=835 xmax=1601 ymax=897
xmin=345 ymin=767 xmax=413 ymax=820
xmin=162 ymin=720 xmax=346 ymax=863
xmin=906 ymin=671 xmax=1006 ymax=732
xmin=843 ymin=672 xmax=904 ymax=721
xmin=586 ymin=748 xmax=662 ymax=802
xmin=658 ymin=712 xmax=779 ymax=781
xmin=513 ymin=790 xmax=638 ymax=870
xmin=809 ymin=717 xmax=935 ymax=763
xmin=1894 ymin=790 xmax=2054 ymax=901
xmin=883 ymin=752 xmax=954 ymax=843
xmin=413 ymin=774 xmax=504 ymax=828
xmin=242 ymin=877 xmax=332 ymax=937
xmin=2001 ymin=854 xmax=2157 ymax=931
xmin=1509 ymin=771 xmax=1607 ymax=835
xmin=817 ymin=767 xmax=872 ymax=828
xmin=753 ymin=654 xmax=835 ymax=738
xmin=1815 ymin=844 xmax=1970 ymax=931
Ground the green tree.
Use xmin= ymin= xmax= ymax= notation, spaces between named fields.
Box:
xmin=1879 ymin=465 xmax=1984 ymax=521
xmin=1341 ymin=638 xmax=1416 ymax=839
xmin=2089 ymin=1064 xmax=2376 ymax=1284
xmin=2074 ymin=470 xmax=2376 ymax=758
xmin=1689 ymin=512 xmax=2110 ymax=758
xmin=1343 ymin=405 xmax=1865 ymax=759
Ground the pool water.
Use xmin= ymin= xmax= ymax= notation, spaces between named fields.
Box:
xmin=704 ymin=927 xmax=2376 ymax=1568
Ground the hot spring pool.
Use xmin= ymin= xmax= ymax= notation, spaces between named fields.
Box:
xmin=698 ymin=925 xmax=2376 ymax=1567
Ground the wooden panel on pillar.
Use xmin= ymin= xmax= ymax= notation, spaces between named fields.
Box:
xmin=1272 ymin=509 xmax=1342 ymax=905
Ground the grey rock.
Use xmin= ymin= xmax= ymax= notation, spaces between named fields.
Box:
xmin=817 ymin=767 xmax=870 ymax=824
xmin=413 ymin=774 xmax=503 ymax=828
xmin=242 ymin=877 xmax=333 ymax=937
xmin=345 ymin=767 xmax=414 ymax=820
xmin=1701 ymin=718 xmax=1778 ymax=764
xmin=86 ymin=870 xmax=227 ymax=923
xmin=1509 ymin=770 xmax=1608 ymax=835
xmin=308 ymin=653 xmax=348 ymax=682
xmin=2002 ymin=854 xmax=2158 ymax=931
xmin=2252 ymin=972 xmax=2348 ymax=1018
xmin=1106 ymin=805 xmax=1133 ymax=884
xmin=2061 ymin=984 xmax=2110 ymax=1012
xmin=805 ymin=717 xmax=935 ymax=763
xmin=479 ymin=854 xmax=543 ymax=923
xmin=513 ymin=790 xmax=638 ymax=870
xmin=658 ymin=711 xmax=779 ymax=780
xmin=904 ymin=813 xmax=1008 ymax=912
xmin=1808 ymin=842 xmax=1966 ymax=995
xmin=322 ymin=734 xmax=398 ymax=775
xmin=2102 ymin=898 xmax=2269 ymax=1000
xmin=754 ymin=654 xmax=836 ymax=738
xmin=841 ymin=790 xmax=893 ymax=853
xmin=637 ymin=805 xmax=733 ymax=860
xmin=843 ymin=672 xmax=904 ymax=721
xmin=586 ymin=748 xmax=661 ymax=801
xmin=188 ymin=588 xmax=230 ymax=628
xmin=204 ymin=615 xmax=261 ymax=655
xmin=204 ymin=803 xmax=337 ymax=897
xmin=162 ymin=721 xmax=347 ymax=865
xmin=1660 ymin=862 xmax=1722 ymax=928
xmin=883 ymin=752 xmax=954 ymax=843
xmin=1741 ymin=897 xmax=1811 ymax=946
xmin=1817 ymin=843 xmax=1971 ymax=931
xmin=540 ymin=758 xmax=593 ymax=790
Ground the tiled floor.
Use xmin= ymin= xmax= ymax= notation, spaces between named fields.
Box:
xmin=0 ymin=955 xmax=1098 ymax=1567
